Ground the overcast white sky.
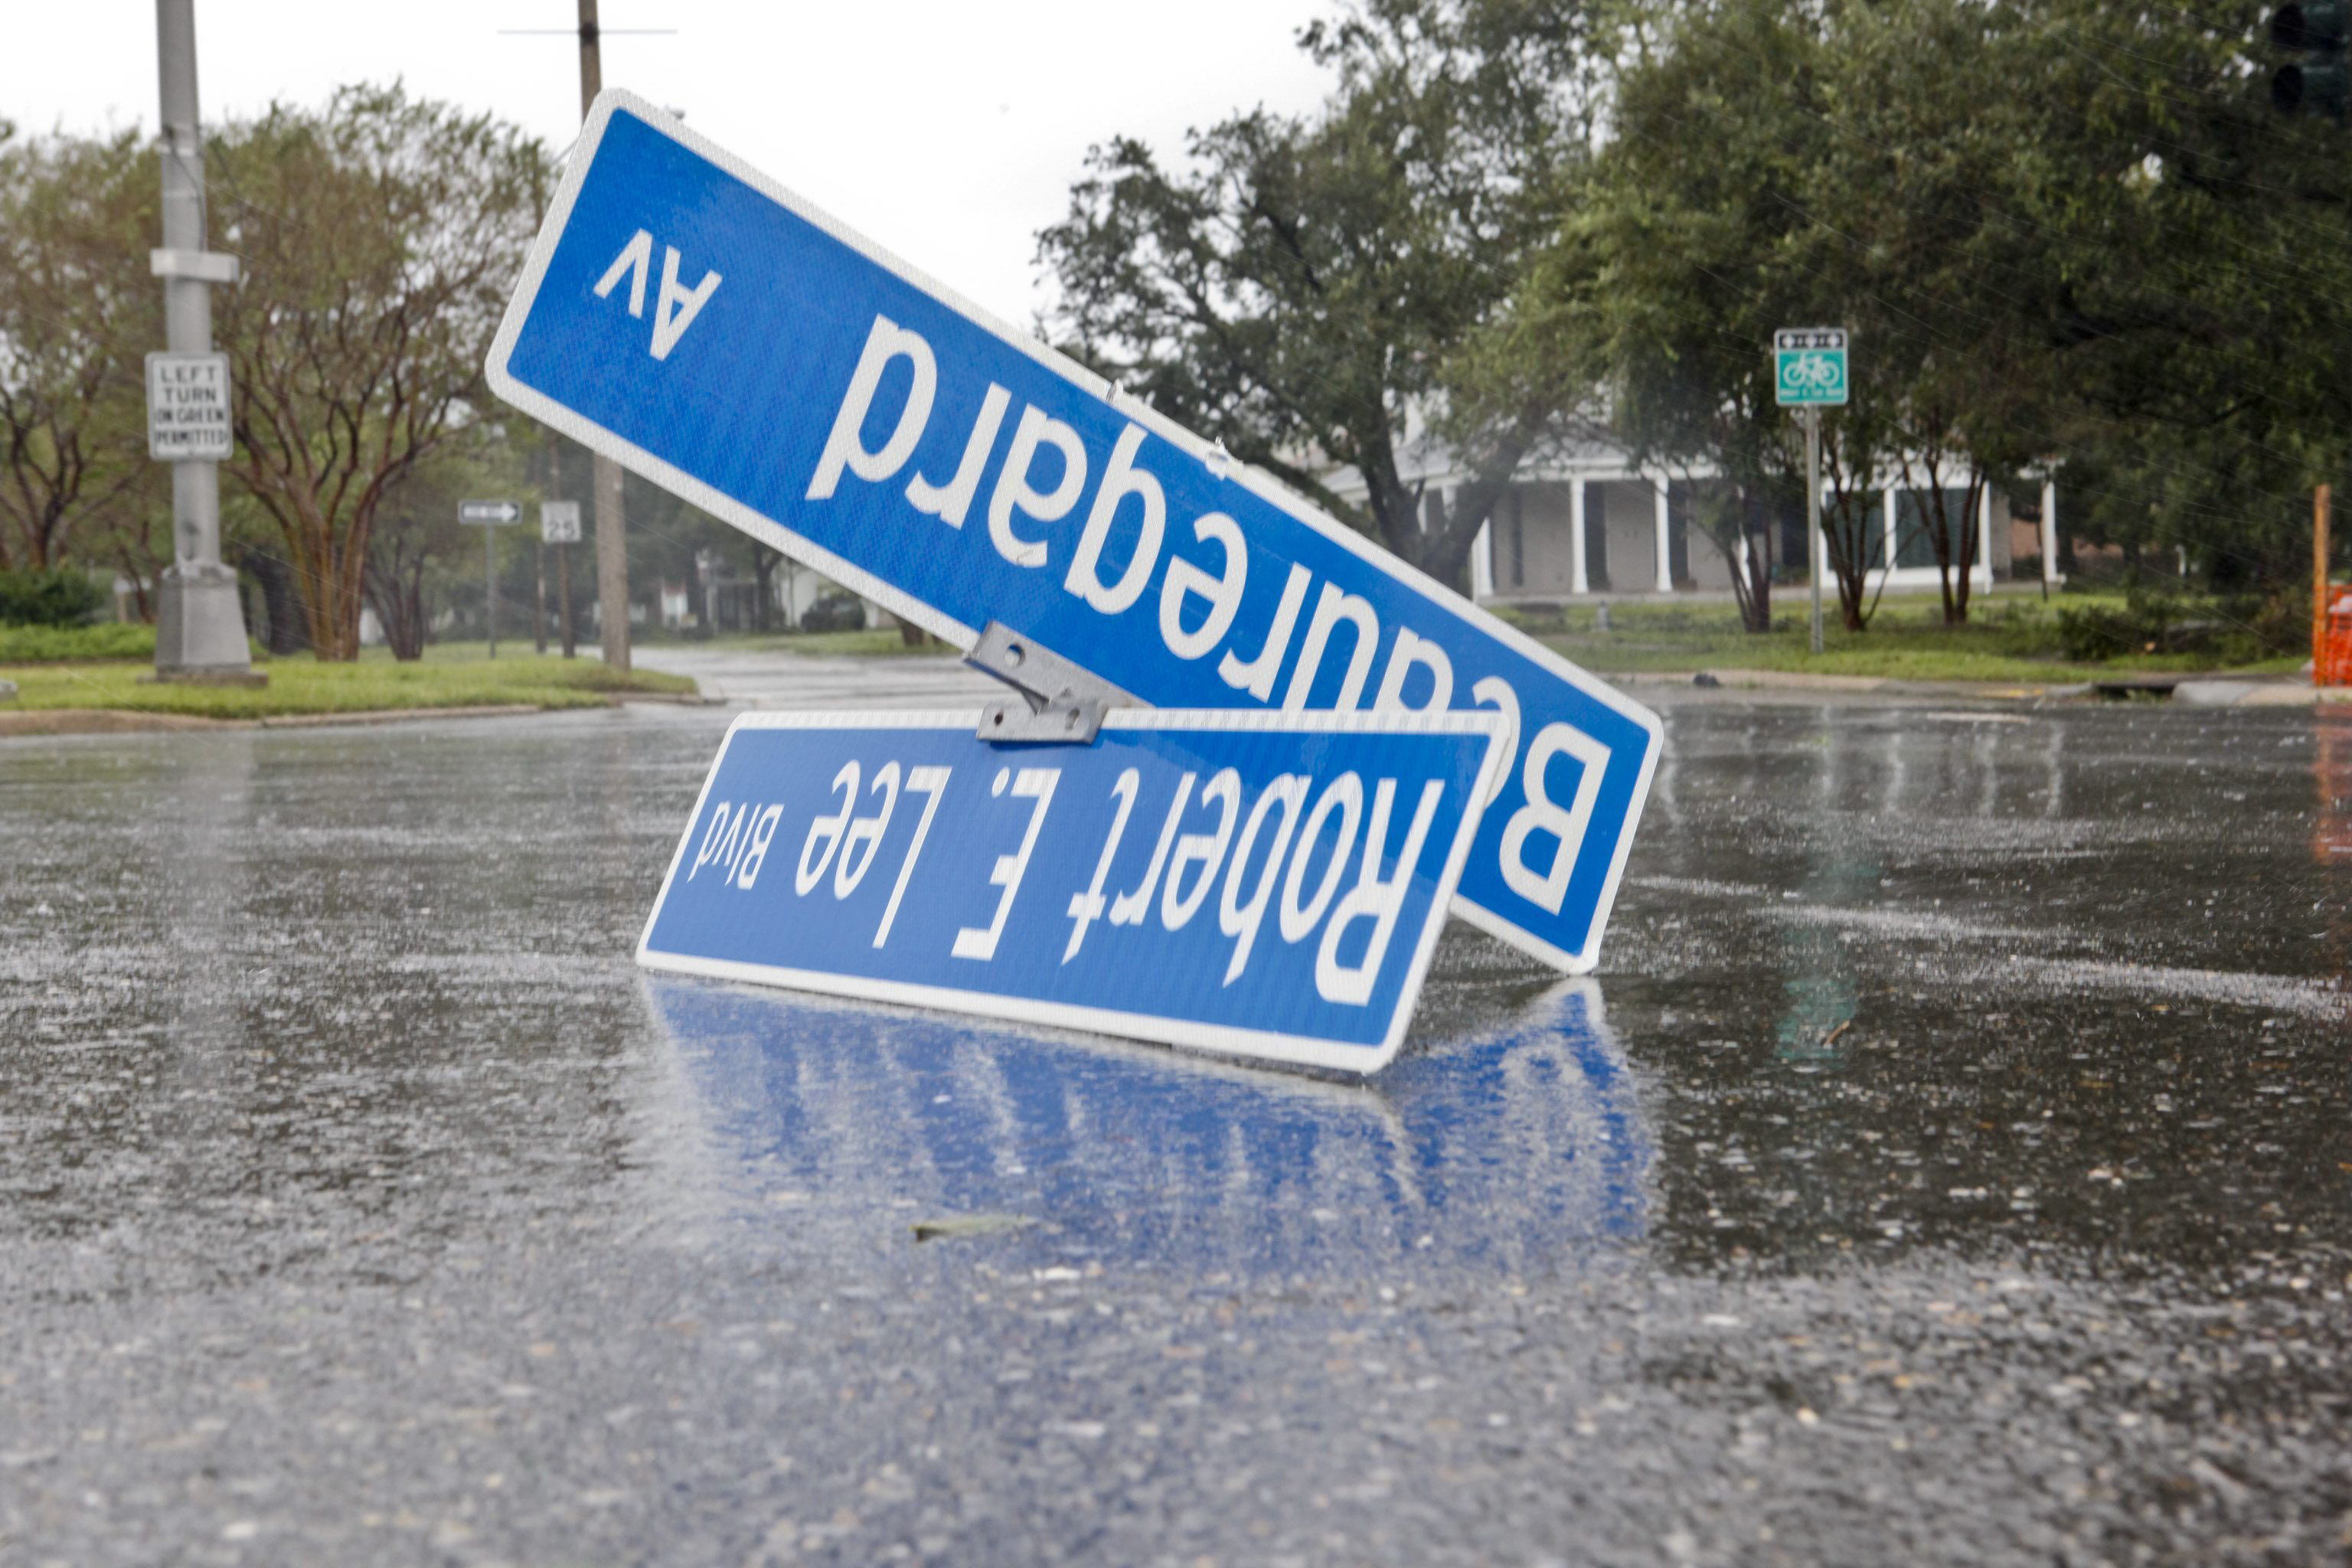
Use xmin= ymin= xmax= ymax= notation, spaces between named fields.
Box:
xmin=1 ymin=2 xmax=1335 ymax=325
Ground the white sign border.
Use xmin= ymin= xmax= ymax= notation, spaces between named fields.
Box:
xmin=144 ymin=349 xmax=233 ymax=462
xmin=489 ymin=88 xmax=1661 ymax=977
xmin=636 ymin=707 xmax=1509 ymax=1075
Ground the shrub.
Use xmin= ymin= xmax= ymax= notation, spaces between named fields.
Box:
xmin=0 ymin=622 xmax=156 ymax=662
xmin=2056 ymin=586 xmax=2303 ymax=666
xmin=0 ymin=567 xmax=106 ymax=627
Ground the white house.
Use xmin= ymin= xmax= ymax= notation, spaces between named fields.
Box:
xmin=1325 ymin=432 xmax=2065 ymax=603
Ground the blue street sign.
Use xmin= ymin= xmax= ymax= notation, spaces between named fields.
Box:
xmin=638 ymin=709 xmax=1505 ymax=1073
xmin=490 ymin=90 xmax=1661 ymax=973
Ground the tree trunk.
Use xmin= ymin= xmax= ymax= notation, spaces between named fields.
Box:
xmin=751 ymin=549 xmax=776 ymax=634
xmin=237 ymin=547 xmax=311 ymax=655
xmin=1408 ymin=525 xmax=1478 ymax=598
xmin=1738 ymin=492 xmax=1773 ymax=634
xmin=362 ymin=549 xmax=430 ymax=661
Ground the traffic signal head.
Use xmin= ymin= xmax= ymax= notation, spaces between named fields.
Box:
xmin=2272 ymin=1 xmax=2351 ymax=118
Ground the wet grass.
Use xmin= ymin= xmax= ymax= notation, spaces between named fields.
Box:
xmin=1521 ymin=592 xmax=2306 ymax=683
xmin=0 ymin=644 xmax=694 ymax=720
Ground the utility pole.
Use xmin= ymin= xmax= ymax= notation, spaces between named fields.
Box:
xmin=503 ymin=2 xmax=672 ymax=668
xmin=149 ymin=0 xmax=261 ymax=684
xmin=579 ymin=0 xmax=632 ymax=673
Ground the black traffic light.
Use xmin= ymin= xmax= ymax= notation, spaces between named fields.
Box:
xmin=2273 ymin=1 xmax=2350 ymax=119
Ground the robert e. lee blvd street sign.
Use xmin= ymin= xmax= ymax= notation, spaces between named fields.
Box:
xmin=642 ymin=709 xmax=1506 ymax=1072
xmin=488 ymin=90 xmax=1660 ymax=972
xmin=1775 ymin=328 xmax=1849 ymax=407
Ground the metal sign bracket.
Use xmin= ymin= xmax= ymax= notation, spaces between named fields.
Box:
xmin=966 ymin=622 xmax=1136 ymax=743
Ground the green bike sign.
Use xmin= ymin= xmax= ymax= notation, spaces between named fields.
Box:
xmin=1774 ymin=327 xmax=1848 ymax=407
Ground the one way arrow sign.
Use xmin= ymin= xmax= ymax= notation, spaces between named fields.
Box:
xmin=459 ymin=499 xmax=522 ymax=524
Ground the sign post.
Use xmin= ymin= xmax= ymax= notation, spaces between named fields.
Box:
xmin=148 ymin=1 xmax=260 ymax=684
xmin=487 ymin=93 xmax=1661 ymax=974
xmin=1775 ymin=328 xmax=1848 ymax=656
xmin=460 ymin=500 xmax=523 ymax=657
xmin=543 ymin=500 xmax=583 ymax=658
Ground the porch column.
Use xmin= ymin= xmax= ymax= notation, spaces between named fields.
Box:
xmin=1472 ymin=520 xmax=1495 ymax=599
xmin=1977 ymin=482 xmax=1995 ymax=593
xmin=1570 ymin=482 xmax=1589 ymax=596
xmin=1651 ymin=475 xmax=1673 ymax=594
xmin=1883 ymin=488 xmax=1898 ymax=570
xmin=2040 ymin=477 xmax=2063 ymax=586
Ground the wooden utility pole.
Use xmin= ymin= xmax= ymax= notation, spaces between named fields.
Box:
xmin=2318 ymin=485 xmax=2332 ymax=683
xmin=503 ymin=6 xmax=668 ymax=659
xmin=577 ymin=1 xmax=632 ymax=672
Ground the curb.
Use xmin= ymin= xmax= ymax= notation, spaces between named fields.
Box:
xmin=2174 ymin=681 xmax=2352 ymax=709
xmin=0 ymin=703 xmax=553 ymax=739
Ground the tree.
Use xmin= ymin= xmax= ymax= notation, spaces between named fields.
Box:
xmin=1567 ymin=0 xmax=2351 ymax=625
xmin=1040 ymin=0 xmax=1613 ymax=593
xmin=362 ymin=433 xmax=519 ymax=660
xmin=209 ymin=85 xmax=547 ymax=658
xmin=1553 ymin=0 xmax=1827 ymax=631
xmin=0 ymin=126 xmax=160 ymax=577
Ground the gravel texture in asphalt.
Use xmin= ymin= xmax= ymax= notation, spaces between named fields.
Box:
xmin=1 ymin=694 xmax=2347 ymax=1565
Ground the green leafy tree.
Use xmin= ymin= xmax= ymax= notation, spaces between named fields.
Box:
xmin=0 ymin=124 xmax=164 ymax=580
xmin=209 ymin=84 xmax=548 ymax=659
xmin=1571 ymin=0 xmax=2347 ymax=624
xmin=1040 ymin=0 xmax=1615 ymax=592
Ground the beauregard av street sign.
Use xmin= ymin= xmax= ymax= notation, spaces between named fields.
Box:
xmin=487 ymin=90 xmax=1660 ymax=974
xmin=640 ymin=709 xmax=1507 ymax=1072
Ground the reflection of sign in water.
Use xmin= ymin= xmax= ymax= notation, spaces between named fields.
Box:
xmin=640 ymin=710 xmax=1504 ymax=1072
xmin=487 ymin=90 xmax=1661 ymax=975
xmin=2319 ymin=721 xmax=2352 ymax=1005
xmin=643 ymin=975 xmax=1650 ymax=1276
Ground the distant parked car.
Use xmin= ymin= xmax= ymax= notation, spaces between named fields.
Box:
xmin=799 ymin=593 xmax=866 ymax=634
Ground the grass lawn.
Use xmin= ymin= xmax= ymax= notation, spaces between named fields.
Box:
xmin=1524 ymin=591 xmax=2306 ymax=684
xmin=1 ymin=642 xmax=694 ymax=720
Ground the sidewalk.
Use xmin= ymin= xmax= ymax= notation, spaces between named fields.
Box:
xmin=631 ymin=645 xmax=1001 ymax=710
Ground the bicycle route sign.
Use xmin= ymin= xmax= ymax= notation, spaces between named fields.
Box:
xmin=1774 ymin=328 xmax=1848 ymax=407
xmin=486 ymin=90 xmax=1661 ymax=975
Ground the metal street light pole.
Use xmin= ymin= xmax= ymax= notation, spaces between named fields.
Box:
xmin=150 ymin=0 xmax=260 ymax=683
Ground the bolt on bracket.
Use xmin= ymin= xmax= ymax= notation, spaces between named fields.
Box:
xmin=965 ymin=622 xmax=1136 ymax=743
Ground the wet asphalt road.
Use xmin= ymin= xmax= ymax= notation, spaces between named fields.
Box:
xmin=2 ymin=683 xmax=2348 ymax=1566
